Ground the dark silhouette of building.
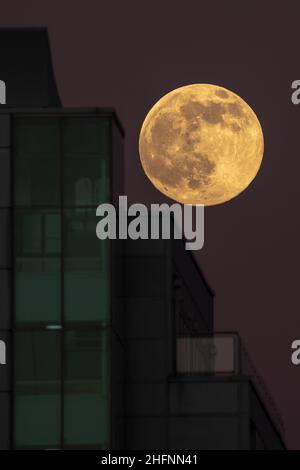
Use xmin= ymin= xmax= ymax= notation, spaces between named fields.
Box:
xmin=1 ymin=108 xmax=124 ymax=449
xmin=0 ymin=27 xmax=123 ymax=449
xmin=123 ymin=236 xmax=285 ymax=450
xmin=0 ymin=28 xmax=285 ymax=450
xmin=0 ymin=28 xmax=61 ymax=107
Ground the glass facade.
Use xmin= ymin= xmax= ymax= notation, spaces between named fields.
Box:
xmin=15 ymin=330 xmax=61 ymax=448
xmin=64 ymin=329 xmax=110 ymax=448
xmin=15 ymin=209 xmax=61 ymax=324
xmin=14 ymin=115 xmax=112 ymax=449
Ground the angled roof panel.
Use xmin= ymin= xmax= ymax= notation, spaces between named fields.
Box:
xmin=0 ymin=27 xmax=61 ymax=107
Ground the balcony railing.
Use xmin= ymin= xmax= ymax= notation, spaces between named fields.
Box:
xmin=176 ymin=333 xmax=284 ymax=436
xmin=177 ymin=334 xmax=239 ymax=375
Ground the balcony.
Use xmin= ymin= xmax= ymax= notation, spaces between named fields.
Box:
xmin=176 ymin=333 xmax=284 ymax=436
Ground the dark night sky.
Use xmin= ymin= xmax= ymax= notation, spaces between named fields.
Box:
xmin=2 ymin=0 xmax=300 ymax=448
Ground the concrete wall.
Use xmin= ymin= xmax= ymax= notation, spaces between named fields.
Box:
xmin=168 ymin=378 xmax=250 ymax=449
xmin=124 ymin=238 xmax=172 ymax=449
xmin=111 ymin=237 xmax=126 ymax=449
xmin=249 ymin=383 xmax=285 ymax=449
xmin=123 ymin=237 xmax=215 ymax=449
xmin=168 ymin=377 xmax=249 ymax=450
xmin=168 ymin=377 xmax=285 ymax=450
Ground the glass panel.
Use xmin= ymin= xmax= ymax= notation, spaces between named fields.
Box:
xmin=15 ymin=210 xmax=61 ymax=324
xmin=14 ymin=118 xmax=60 ymax=206
xmin=64 ymin=209 xmax=109 ymax=323
xmin=63 ymin=118 xmax=110 ymax=207
xmin=176 ymin=335 xmax=237 ymax=374
xmin=0 ymin=271 xmax=11 ymax=329
xmin=63 ymin=118 xmax=110 ymax=154
xmin=111 ymin=119 xmax=124 ymax=201
xmin=64 ymin=329 xmax=110 ymax=448
xmin=14 ymin=331 xmax=61 ymax=448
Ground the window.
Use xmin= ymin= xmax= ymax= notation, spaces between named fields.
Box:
xmin=14 ymin=328 xmax=110 ymax=449
xmin=14 ymin=114 xmax=113 ymax=449
xmin=15 ymin=210 xmax=61 ymax=324
xmin=64 ymin=329 xmax=110 ymax=448
xmin=14 ymin=331 xmax=61 ymax=448
xmin=15 ymin=118 xmax=60 ymax=207
xmin=64 ymin=209 xmax=109 ymax=323
xmin=63 ymin=118 xmax=110 ymax=207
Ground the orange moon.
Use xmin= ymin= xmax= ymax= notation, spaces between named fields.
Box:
xmin=139 ymin=84 xmax=264 ymax=206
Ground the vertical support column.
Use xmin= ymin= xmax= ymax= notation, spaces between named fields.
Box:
xmin=0 ymin=113 xmax=12 ymax=449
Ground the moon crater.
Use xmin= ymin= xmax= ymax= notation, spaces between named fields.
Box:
xmin=139 ymin=84 xmax=264 ymax=206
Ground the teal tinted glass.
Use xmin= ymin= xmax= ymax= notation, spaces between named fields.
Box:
xmin=13 ymin=113 xmax=115 ymax=450
xmin=63 ymin=118 xmax=110 ymax=207
xmin=63 ymin=209 xmax=109 ymax=323
xmin=14 ymin=331 xmax=61 ymax=448
xmin=14 ymin=118 xmax=60 ymax=206
xmin=64 ymin=329 xmax=110 ymax=448
xmin=15 ymin=210 xmax=61 ymax=324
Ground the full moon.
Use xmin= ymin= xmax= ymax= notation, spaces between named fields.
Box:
xmin=139 ymin=84 xmax=264 ymax=206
